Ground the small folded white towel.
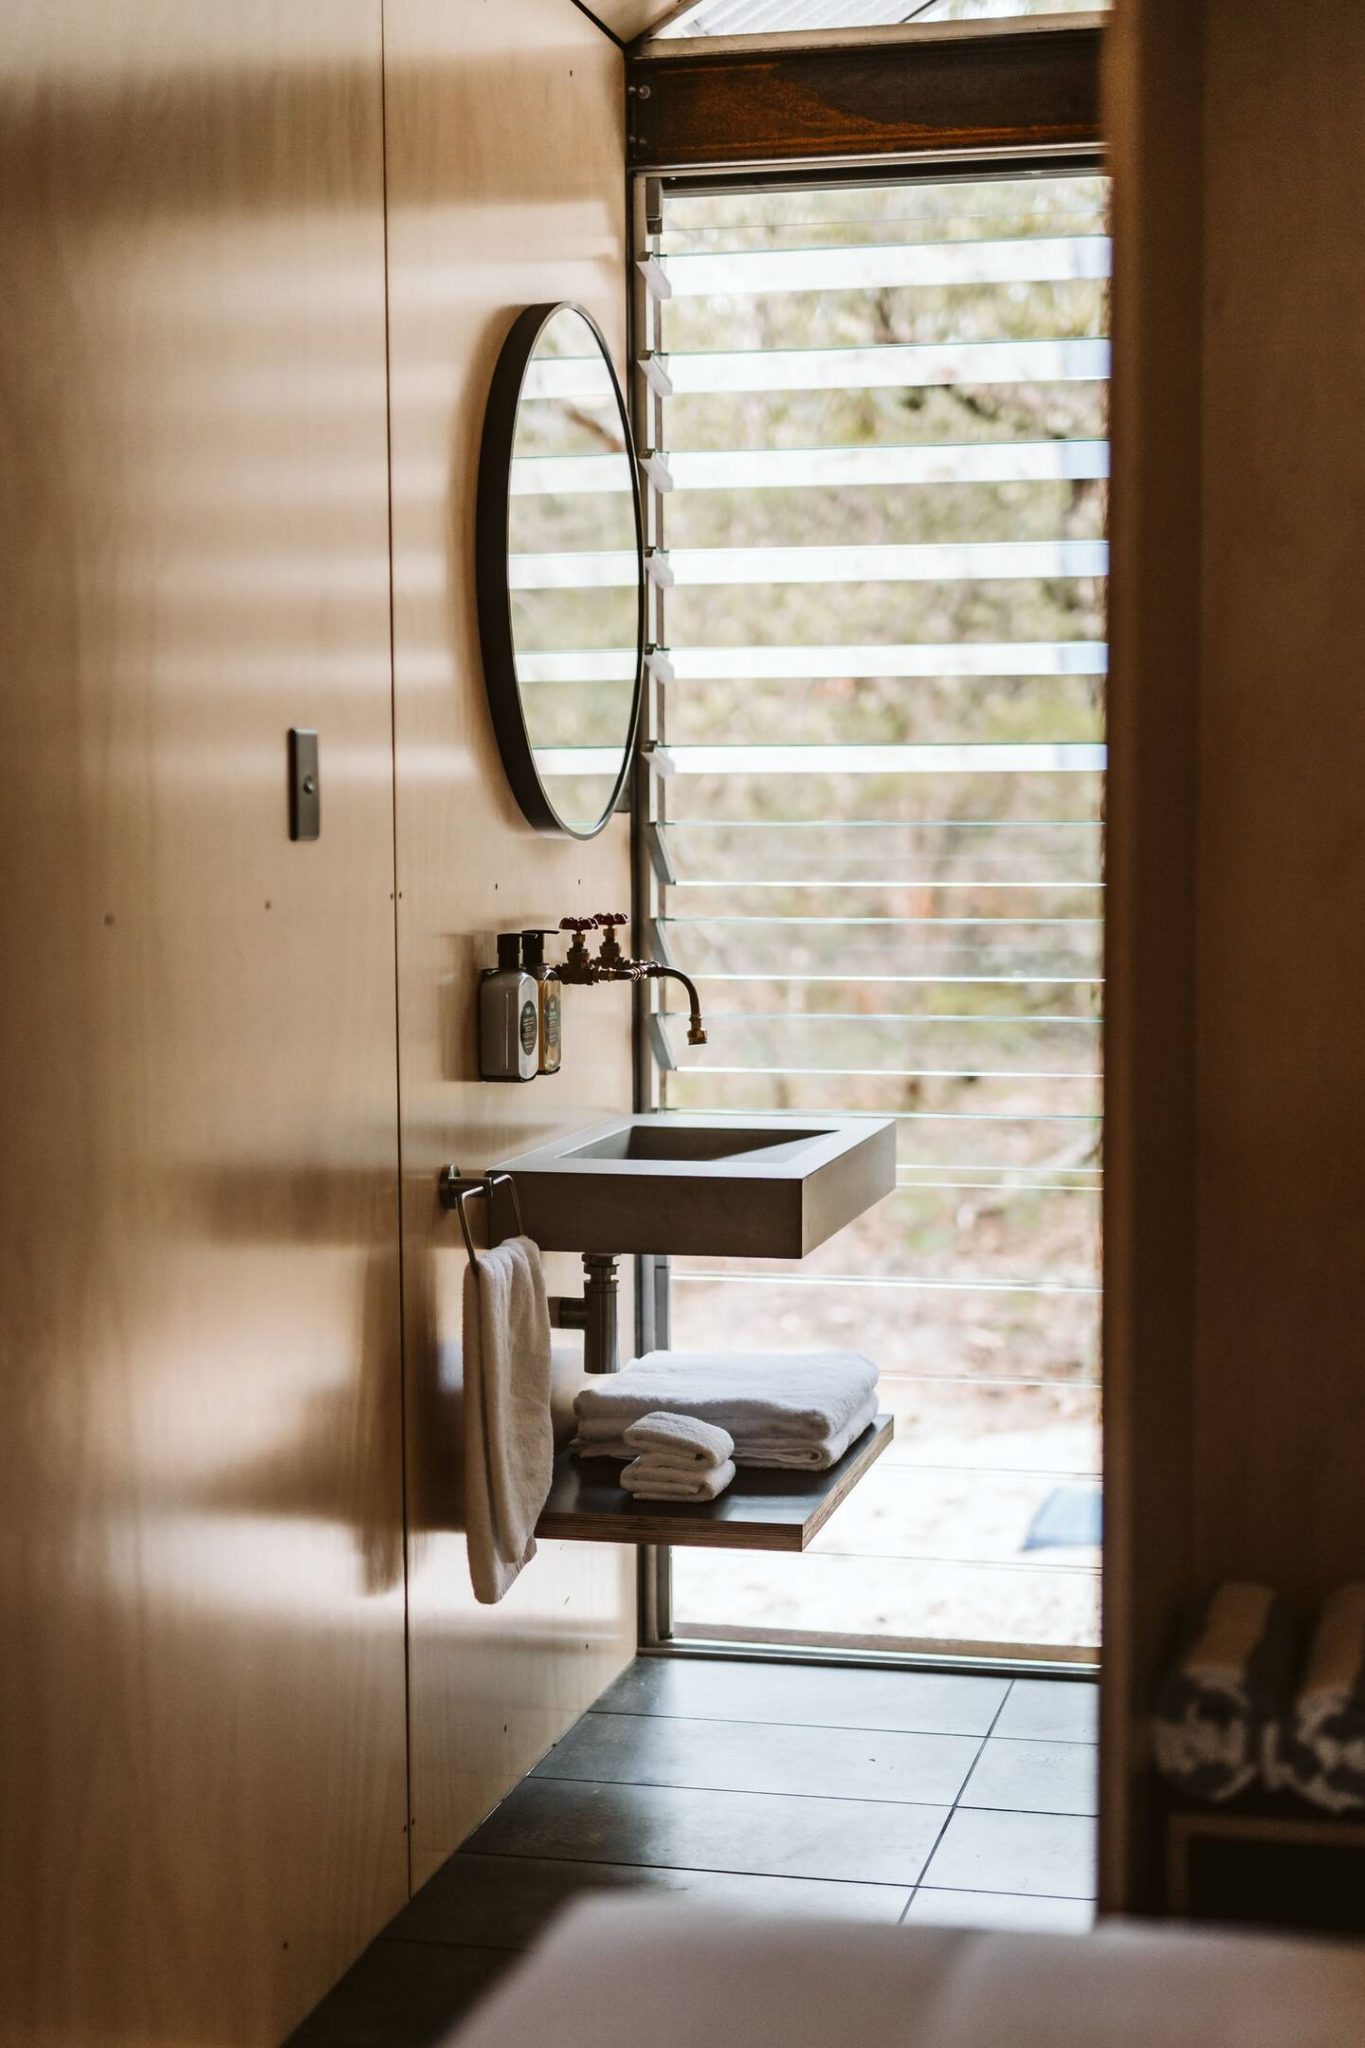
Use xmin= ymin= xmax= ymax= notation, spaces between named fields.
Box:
xmin=574 ymin=1351 xmax=879 ymax=1471
xmin=1265 ymin=1583 xmax=1365 ymax=1812
xmin=623 ymin=1411 xmax=734 ymax=1469
xmin=462 ymin=1235 xmax=554 ymax=1605
xmin=621 ymin=1456 xmax=737 ymax=1502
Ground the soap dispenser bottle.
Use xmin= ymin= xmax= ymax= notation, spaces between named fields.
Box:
xmin=479 ymin=932 xmax=538 ymax=1082
xmin=521 ymin=930 xmax=562 ymax=1076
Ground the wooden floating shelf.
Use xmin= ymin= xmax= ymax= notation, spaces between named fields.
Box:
xmin=535 ymin=1414 xmax=893 ymax=1552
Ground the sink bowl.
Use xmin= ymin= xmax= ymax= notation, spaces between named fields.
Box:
xmin=494 ymin=1112 xmax=895 ymax=1257
xmin=567 ymin=1124 xmax=828 ymax=1166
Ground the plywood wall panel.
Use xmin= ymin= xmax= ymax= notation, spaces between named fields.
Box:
xmin=1191 ymin=0 xmax=1365 ymax=1598
xmin=383 ymin=0 xmax=636 ymax=1883
xmin=0 ymin=7 xmax=409 ymax=2040
xmin=1103 ymin=0 xmax=1365 ymax=1912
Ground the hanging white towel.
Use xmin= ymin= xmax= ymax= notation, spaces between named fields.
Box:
xmin=462 ymin=1235 xmax=554 ymax=1605
xmin=623 ymin=1411 xmax=734 ymax=1470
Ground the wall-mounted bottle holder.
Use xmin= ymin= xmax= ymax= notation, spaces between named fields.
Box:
xmin=477 ymin=915 xmax=706 ymax=1084
xmin=479 ymin=931 xmax=551 ymax=1082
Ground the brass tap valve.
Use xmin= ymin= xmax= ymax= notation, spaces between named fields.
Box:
xmin=595 ymin=912 xmax=629 ymax=973
xmin=558 ymin=916 xmax=598 ymax=985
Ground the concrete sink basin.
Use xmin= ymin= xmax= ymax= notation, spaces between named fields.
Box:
xmin=494 ymin=1112 xmax=895 ymax=1257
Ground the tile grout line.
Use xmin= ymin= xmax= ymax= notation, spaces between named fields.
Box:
xmin=899 ymin=1675 xmax=1019 ymax=1923
xmin=520 ymin=1766 xmax=1097 ymax=1820
xmin=573 ymin=1703 xmax=1027 ymax=1742
xmin=526 ymin=1770 xmax=976 ymax=1812
xmin=459 ymin=1834 xmax=915 ymax=1900
xmin=571 ymin=1705 xmax=1099 ymax=1760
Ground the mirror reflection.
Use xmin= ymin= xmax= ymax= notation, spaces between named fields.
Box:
xmin=505 ymin=305 xmax=641 ymax=835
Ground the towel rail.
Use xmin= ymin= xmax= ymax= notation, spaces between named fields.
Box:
xmin=438 ymin=1166 xmax=525 ymax=1266
xmin=438 ymin=1165 xmax=619 ymax=1369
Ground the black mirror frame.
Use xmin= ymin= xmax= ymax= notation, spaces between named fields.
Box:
xmin=475 ymin=302 xmax=645 ymax=841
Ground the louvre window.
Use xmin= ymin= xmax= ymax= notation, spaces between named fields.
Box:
xmin=634 ymin=170 xmax=1106 ymax=1656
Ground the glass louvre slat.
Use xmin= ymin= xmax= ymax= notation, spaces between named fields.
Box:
xmin=664 ymin=338 xmax=1109 ymax=394
xmin=678 ymin=540 xmax=1108 ymax=581
xmin=659 ymin=1019 xmax=1099 ymax=1082
xmin=671 ymin=880 xmax=1102 ymax=891
xmin=665 ymin=816 xmax=1103 ymax=823
xmin=675 ymin=441 xmax=1108 ymax=487
xmin=661 ymin=1007 xmax=1101 ymax=1021
xmin=650 ymin=171 xmax=1105 ymax=1659
xmin=511 ymin=539 xmax=1107 ymax=586
xmin=684 ymin=1064 xmax=1097 ymax=1080
xmin=663 ymin=237 xmax=1111 ymax=298
xmin=516 ymin=645 xmax=1104 ymax=680
xmin=668 ymin=643 xmax=1106 ymax=678
xmin=663 ymin=913 xmax=1099 ymax=924
xmin=663 ymin=225 xmax=1105 ymax=261
xmin=683 ymin=1272 xmax=1097 ymax=1294
xmin=511 ymin=441 xmax=1108 ymax=495
xmin=666 ymin=1100 xmax=1100 ymax=1127
xmin=659 ymin=743 xmax=1105 ymax=773
xmin=517 ymin=651 xmax=1105 ymax=684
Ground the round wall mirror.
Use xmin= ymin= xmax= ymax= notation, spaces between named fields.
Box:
xmin=475 ymin=302 xmax=644 ymax=839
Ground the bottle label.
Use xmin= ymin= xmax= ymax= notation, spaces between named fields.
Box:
xmin=543 ymin=986 xmax=561 ymax=1056
xmin=519 ymin=1000 xmax=537 ymax=1056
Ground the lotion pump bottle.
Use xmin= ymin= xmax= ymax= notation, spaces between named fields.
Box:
xmin=521 ymin=930 xmax=562 ymax=1075
xmin=479 ymin=931 xmax=538 ymax=1082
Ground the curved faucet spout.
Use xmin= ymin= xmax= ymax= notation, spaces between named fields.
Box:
xmin=645 ymin=962 xmax=707 ymax=1046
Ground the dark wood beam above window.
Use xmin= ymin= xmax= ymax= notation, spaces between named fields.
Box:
xmin=627 ymin=20 xmax=1103 ymax=171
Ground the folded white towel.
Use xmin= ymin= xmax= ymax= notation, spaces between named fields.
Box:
xmin=574 ymin=1351 xmax=878 ymax=1454
xmin=574 ymin=1387 xmax=879 ymax=1471
xmin=1152 ymin=1581 xmax=1298 ymax=1802
xmin=462 ymin=1235 xmax=554 ymax=1605
xmin=621 ymin=1456 xmax=737 ymax=1502
xmin=727 ymin=1390 xmax=879 ymax=1470
xmin=623 ymin=1411 xmax=734 ymax=1469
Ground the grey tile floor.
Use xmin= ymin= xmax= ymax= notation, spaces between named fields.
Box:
xmin=287 ymin=1658 xmax=1098 ymax=2047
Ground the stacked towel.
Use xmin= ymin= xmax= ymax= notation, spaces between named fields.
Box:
xmin=1265 ymin=1584 xmax=1365 ymax=1812
xmin=1152 ymin=1582 xmax=1299 ymax=1802
xmin=462 ymin=1236 xmax=555 ymax=1605
xmin=620 ymin=1412 xmax=736 ymax=1502
xmin=573 ymin=1350 xmax=879 ymax=1470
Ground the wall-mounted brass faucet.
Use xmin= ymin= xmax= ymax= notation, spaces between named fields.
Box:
xmin=559 ymin=914 xmax=707 ymax=1046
